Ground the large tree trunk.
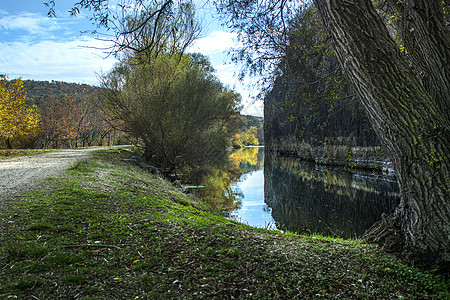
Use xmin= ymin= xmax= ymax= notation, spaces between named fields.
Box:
xmin=312 ymin=0 xmax=450 ymax=269
xmin=383 ymin=0 xmax=450 ymax=123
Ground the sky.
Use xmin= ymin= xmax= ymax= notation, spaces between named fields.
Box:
xmin=0 ymin=0 xmax=263 ymax=117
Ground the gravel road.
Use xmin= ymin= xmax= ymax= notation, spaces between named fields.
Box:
xmin=0 ymin=147 xmax=119 ymax=201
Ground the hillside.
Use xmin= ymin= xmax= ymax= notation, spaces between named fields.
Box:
xmin=23 ymin=80 xmax=98 ymax=106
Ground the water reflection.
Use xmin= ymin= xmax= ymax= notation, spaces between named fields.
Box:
xmin=264 ymin=154 xmax=400 ymax=238
xmin=227 ymin=148 xmax=274 ymax=228
xmin=187 ymin=147 xmax=264 ymax=213
xmin=186 ymin=148 xmax=400 ymax=239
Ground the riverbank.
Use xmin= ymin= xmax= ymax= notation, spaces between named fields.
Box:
xmin=267 ymin=139 xmax=393 ymax=174
xmin=0 ymin=148 xmax=447 ymax=299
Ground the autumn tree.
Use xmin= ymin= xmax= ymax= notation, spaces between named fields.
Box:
xmin=233 ymin=126 xmax=259 ymax=147
xmin=38 ymin=95 xmax=65 ymax=148
xmin=0 ymin=76 xmax=40 ymax=149
xmin=38 ymin=89 xmax=117 ymax=149
xmin=39 ymin=93 xmax=90 ymax=148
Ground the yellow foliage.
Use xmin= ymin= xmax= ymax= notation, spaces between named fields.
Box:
xmin=0 ymin=76 xmax=40 ymax=148
xmin=243 ymin=126 xmax=259 ymax=146
xmin=232 ymin=126 xmax=260 ymax=147
xmin=230 ymin=147 xmax=259 ymax=166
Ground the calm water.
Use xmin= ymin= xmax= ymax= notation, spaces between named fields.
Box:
xmin=193 ymin=147 xmax=400 ymax=239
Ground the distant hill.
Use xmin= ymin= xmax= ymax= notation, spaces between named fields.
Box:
xmin=23 ymin=80 xmax=98 ymax=105
xmin=240 ymin=115 xmax=263 ymax=131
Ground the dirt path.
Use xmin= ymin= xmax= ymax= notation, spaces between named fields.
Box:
xmin=0 ymin=147 xmax=121 ymax=201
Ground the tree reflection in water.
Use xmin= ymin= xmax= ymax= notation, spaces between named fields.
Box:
xmin=264 ymin=153 xmax=400 ymax=238
xmin=183 ymin=147 xmax=264 ymax=215
xmin=183 ymin=148 xmax=399 ymax=239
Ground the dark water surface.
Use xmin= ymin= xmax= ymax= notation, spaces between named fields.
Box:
xmin=263 ymin=152 xmax=400 ymax=238
xmin=194 ymin=147 xmax=400 ymax=239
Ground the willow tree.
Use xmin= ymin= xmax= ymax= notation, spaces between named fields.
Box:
xmin=311 ymin=0 xmax=449 ymax=268
xmin=100 ymin=54 xmax=241 ymax=175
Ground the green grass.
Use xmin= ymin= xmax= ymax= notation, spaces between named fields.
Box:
xmin=0 ymin=148 xmax=57 ymax=159
xmin=0 ymin=148 xmax=448 ymax=299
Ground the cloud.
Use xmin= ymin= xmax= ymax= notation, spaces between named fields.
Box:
xmin=0 ymin=12 xmax=60 ymax=35
xmin=241 ymin=100 xmax=264 ymax=117
xmin=189 ymin=30 xmax=238 ymax=54
xmin=0 ymin=37 xmax=117 ymax=84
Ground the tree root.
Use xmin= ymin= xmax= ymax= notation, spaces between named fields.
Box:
xmin=362 ymin=213 xmax=404 ymax=255
xmin=364 ymin=214 xmax=450 ymax=276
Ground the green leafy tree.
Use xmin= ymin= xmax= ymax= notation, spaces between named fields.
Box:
xmin=100 ymin=53 xmax=241 ymax=175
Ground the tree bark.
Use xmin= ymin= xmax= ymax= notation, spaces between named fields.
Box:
xmin=5 ymin=138 xmax=12 ymax=149
xmin=384 ymin=0 xmax=450 ymax=123
xmin=313 ymin=0 xmax=450 ymax=269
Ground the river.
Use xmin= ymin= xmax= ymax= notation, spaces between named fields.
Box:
xmin=191 ymin=146 xmax=400 ymax=239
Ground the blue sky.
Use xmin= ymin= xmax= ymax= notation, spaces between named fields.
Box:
xmin=0 ymin=0 xmax=262 ymax=116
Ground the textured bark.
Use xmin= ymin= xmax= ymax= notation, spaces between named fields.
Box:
xmin=384 ymin=0 xmax=450 ymax=123
xmin=313 ymin=0 xmax=450 ymax=269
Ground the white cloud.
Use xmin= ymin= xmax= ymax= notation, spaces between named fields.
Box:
xmin=189 ymin=30 xmax=238 ymax=55
xmin=241 ymin=100 xmax=264 ymax=117
xmin=0 ymin=12 xmax=60 ymax=35
xmin=0 ymin=37 xmax=117 ymax=84
xmin=0 ymin=9 xmax=264 ymax=117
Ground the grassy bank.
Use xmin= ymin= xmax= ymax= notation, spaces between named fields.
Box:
xmin=0 ymin=149 xmax=57 ymax=160
xmin=0 ymin=149 xmax=448 ymax=299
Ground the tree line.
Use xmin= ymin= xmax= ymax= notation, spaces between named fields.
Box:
xmin=0 ymin=77 xmax=124 ymax=149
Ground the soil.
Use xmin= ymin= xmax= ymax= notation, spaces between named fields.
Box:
xmin=0 ymin=147 xmax=120 ymax=202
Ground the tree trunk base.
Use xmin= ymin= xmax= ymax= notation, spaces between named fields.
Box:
xmin=363 ymin=213 xmax=404 ymax=255
xmin=364 ymin=213 xmax=450 ymax=276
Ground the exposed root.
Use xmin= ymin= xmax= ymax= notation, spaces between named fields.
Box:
xmin=362 ymin=213 xmax=403 ymax=255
